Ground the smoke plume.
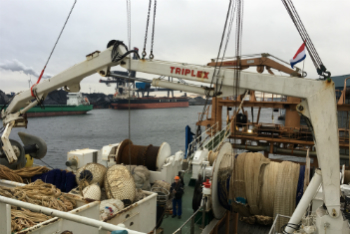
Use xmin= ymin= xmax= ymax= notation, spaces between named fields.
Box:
xmin=0 ymin=59 xmax=51 ymax=79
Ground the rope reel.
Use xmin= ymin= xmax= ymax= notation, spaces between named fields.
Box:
xmin=115 ymin=139 xmax=171 ymax=171
xmin=213 ymin=151 xmax=302 ymax=227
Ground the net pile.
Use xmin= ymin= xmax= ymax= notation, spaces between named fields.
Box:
xmin=0 ymin=164 xmax=50 ymax=183
xmin=104 ymin=165 xmax=136 ymax=203
xmin=126 ymin=165 xmax=151 ymax=190
xmin=0 ymin=179 xmax=76 ymax=232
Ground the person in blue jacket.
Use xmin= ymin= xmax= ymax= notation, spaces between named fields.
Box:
xmin=170 ymin=175 xmax=184 ymax=219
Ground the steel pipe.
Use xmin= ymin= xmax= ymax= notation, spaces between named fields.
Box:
xmin=284 ymin=169 xmax=322 ymax=233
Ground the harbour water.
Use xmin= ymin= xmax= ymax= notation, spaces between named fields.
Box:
xmin=3 ymin=106 xmax=285 ymax=169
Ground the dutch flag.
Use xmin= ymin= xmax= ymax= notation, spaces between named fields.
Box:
xmin=290 ymin=42 xmax=306 ymax=68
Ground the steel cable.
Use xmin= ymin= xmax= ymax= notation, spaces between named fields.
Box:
xmin=281 ymin=0 xmax=330 ymax=78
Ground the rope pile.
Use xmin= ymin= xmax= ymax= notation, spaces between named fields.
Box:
xmin=0 ymin=164 xmax=50 ymax=183
xmin=0 ymin=179 xmax=76 ymax=232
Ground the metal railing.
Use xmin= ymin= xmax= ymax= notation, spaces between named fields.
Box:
xmin=268 ymin=214 xmax=291 ymax=234
xmin=173 ymin=206 xmax=203 ymax=234
xmin=186 ymin=122 xmax=231 ymax=160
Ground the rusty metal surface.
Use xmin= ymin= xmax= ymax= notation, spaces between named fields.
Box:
xmin=116 ymin=139 xmax=160 ymax=170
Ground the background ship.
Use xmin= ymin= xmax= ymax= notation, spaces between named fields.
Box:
xmin=0 ymin=90 xmax=93 ymax=117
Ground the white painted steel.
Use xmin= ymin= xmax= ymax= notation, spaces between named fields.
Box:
xmin=285 ymin=169 xmax=322 ymax=233
xmin=152 ymin=79 xmax=215 ymax=96
xmin=0 ymin=203 xmax=11 ymax=234
xmin=1 ymin=122 xmax=17 ymax=163
xmin=149 ymin=151 xmax=183 ymax=184
xmin=156 ymin=142 xmax=171 ymax=170
xmin=0 ymin=196 xmax=145 ymax=234
xmin=5 ymin=46 xmax=126 ymax=115
xmin=105 ymin=191 xmax=157 ymax=233
xmin=66 ymin=148 xmax=105 ymax=171
xmin=191 ymin=149 xmax=209 ymax=179
xmin=315 ymin=206 xmax=350 ymax=234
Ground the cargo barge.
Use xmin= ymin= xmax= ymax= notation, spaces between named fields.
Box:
xmin=110 ymin=97 xmax=189 ymax=109
xmin=24 ymin=104 xmax=93 ymax=117
xmin=0 ymin=92 xmax=93 ymax=117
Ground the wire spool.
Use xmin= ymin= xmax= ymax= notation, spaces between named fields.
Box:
xmin=104 ymin=164 xmax=136 ymax=202
xmin=211 ymin=142 xmax=232 ymax=219
xmin=273 ymin=161 xmax=300 ymax=231
xmin=244 ymin=152 xmax=270 ymax=215
xmin=260 ymin=161 xmax=279 ymax=217
xmin=230 ymin=152 xmax=251 ymax=217
xmin=76 ymin=163 xmax=107 ymax=186
xmin=115 ymin=139 xmax=171 ymax=171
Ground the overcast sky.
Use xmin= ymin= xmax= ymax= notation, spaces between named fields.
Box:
xmin=0 ymin=0 xmax=349 ymax=95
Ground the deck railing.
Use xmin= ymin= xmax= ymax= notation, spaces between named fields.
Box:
xmin=173 ymin=206 xmax=203 ymax=234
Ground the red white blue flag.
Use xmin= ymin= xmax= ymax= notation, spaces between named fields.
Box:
xmin=290 ymin=42 xmax=306 ymax=68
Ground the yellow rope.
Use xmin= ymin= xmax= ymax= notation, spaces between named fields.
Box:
xmin=0 ymin=164 xmax=50 ymax=183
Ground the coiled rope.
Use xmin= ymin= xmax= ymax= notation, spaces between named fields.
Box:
xmin=0 ymin=179 xmax=76 ymax=232
xmin=0 ymin=164 xmax=50 ymax=183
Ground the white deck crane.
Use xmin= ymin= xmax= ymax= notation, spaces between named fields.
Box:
xmin=1 ymin=41 xmax=348 ymax=233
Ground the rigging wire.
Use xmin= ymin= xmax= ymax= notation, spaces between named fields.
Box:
xmin=126 ymin=0 xmax=132 ymax=167
xmin=30 ymin=0 xmax=77 ymax=97
xmin=281 ymin=0 xmax=330 ymax=79
xmin=196 ymin=0 xmax=236 ymax=142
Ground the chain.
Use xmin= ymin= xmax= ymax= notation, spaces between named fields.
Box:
xmin=149 ymin=0 xmax=157 ymax=59
xmin=142 ymin=0 xmax=152 ymax=59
